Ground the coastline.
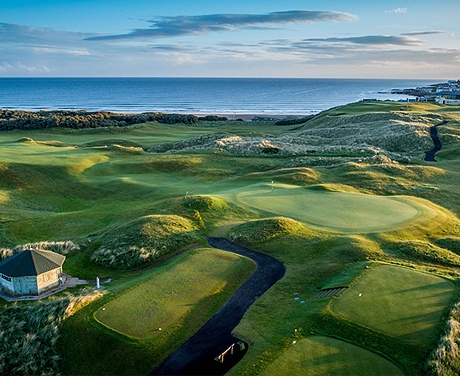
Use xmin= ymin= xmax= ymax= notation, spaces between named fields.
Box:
xmin=0 ymin=77 xmax=435 ymax=115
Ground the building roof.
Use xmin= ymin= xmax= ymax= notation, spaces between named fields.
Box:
xmin=0 ymin=249 xmax=65 ymax=277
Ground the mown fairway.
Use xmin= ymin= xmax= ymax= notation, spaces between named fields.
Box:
xmin=261 ymin=336 xmax=404 ymax=376
xmin=331 ymin=265 xmax=456 ymax=344
xmin=95 ymin=248 xmax=255 ymax=339
xmin=236 ymin=183 xmax=433 ymax=233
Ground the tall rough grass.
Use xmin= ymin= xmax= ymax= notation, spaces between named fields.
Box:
xmin=0 ymin=248 xmax=13 ymax=260
xmin=386 ymin=240 xmax=460 ymax=267
xmin=0 ymin=289 xmax=103 ymax=376
xmin=426 ymin=302 xmax=460 ymax=375
xmin=12 ymin=240 xmax=80 ymax=255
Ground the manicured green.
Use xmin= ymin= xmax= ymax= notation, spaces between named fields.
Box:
xmin=94 ymin=248 xmax=255 ymax=338
xmin=261 ymin=336 xmax=404 ymax=376
xmin=331 ymin=265 xmax=456 ymax=344
xmin=236 ymin=183 xmax=429 ymax=233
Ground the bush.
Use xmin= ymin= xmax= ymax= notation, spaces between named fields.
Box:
xmin=275 ymin=115 xmax=314 ymax=125
xmin=0 ymin=110 xmax=199 ymax=131
xmin=199 ymin=115 xmax=228 ymax=121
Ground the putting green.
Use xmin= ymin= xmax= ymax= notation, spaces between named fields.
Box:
xmin=261 ymin=336 xmax=403 ymax=376
xmin=94 ymin=248 xmax=255 ymax=339
xmin=331 ymin=265 xmax=455 ymax=344
xmin=236 ymin=183 xmax=436 ymax=233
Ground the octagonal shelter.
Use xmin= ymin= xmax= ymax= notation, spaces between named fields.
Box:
xmin=0 ymin=249 xmax=65 ymax=296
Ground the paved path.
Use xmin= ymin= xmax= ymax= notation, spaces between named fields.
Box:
xmin=153 ymin=237 xmax=285 ymax=375
xmin=425 ymin=120 xmax=447 ymax=161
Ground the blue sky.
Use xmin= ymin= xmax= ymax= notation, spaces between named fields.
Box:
xmin=1 ymin=0 xmax=459 ymax=78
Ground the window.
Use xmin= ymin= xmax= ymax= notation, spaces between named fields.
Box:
xmin=1 ymin=274 xmax=12 ymax=282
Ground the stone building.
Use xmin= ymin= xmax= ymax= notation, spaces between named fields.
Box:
xmin=0 ymin=249 xmax=65 ymax=296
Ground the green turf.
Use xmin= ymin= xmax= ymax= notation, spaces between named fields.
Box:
xmin=331 ymin=265 xmax=456 ymax=344
xmin=1 ymin=104 xmax=459 ymax=375
xmin=94 ymin=248 xmax=255 ymax=339
xmin=235 ymin=183 xmax=432 ymax=233
xmin=260 ymin=336 xmax=404 ymax=376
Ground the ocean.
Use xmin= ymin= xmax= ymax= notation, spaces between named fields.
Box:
xmin=0 ymin=77 xmax=435 ymax=115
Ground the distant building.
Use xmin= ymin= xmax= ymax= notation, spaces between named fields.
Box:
xmin=436 ymin=91 xmax=460 ymax=106
xmin=0 ymin=249 xmax=65 ymax=296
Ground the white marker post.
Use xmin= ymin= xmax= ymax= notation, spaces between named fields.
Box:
xmin=96 ymin=276 xmax=100 ymax=289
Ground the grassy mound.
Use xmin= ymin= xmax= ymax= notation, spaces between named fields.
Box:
xmin=243 ymin=167 xmax=321 ymax=185
xmin=331 ymin=265 xmax=456 ymax=345
xmin=229 ymin=217 xmax=304 ymax=243
xmin=305 ymin=183 xmax=361 ymax=193
xmin=91 ymin=215 xmax=201 ymax=269
xmin=183 ymin=195 xmax=228 ymax=212
xmin=261 ymin=336 xmax=403 ymax=376
xmin=385 ymin=240 xmax=460 ymax=267
xmin=434 ymin=237 xmax=460 ymax=256
xmin=147 ymin=156 xmax=204 ymax=172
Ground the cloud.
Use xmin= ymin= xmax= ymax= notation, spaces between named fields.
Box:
xmin=0 ymin=22 xmax=95 ymax=44
xmin=385 ymin=8 xmax=408 ymax=13
xmin=402 ymin=31 xmax=445 ymax=36
xmin=298 ymin=35 xmax=423 ymax=46
xmin=86 ymin=10 xmax=357 ymax=41
xmin=0 ymin=61 xmax=51 ymax=73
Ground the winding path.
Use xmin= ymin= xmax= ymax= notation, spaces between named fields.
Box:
xmin=153 ymin=237 xmax=286 ymax=375
xmin=424 ymin=120 xmax=447 ymax=161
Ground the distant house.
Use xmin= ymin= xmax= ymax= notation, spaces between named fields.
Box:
xmin=436 ymin=91 xmax=460 ymax=106
xmin=0 ymin=249 xmax=65 ymax=296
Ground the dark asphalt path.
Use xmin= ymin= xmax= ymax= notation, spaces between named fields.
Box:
xmin=425 ymin=120 xmax=447 ymax=161
xmin=153 ymin=237 xmax=286 ymax=375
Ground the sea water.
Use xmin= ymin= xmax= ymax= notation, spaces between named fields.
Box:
xmin=0 ymin=77 xmax=435 ymax=115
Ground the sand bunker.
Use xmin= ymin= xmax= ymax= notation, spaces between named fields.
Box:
xmin=237 ymin=184 xmax=435 ymax=233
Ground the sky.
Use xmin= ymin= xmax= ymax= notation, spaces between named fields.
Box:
xmin=0 ymin=0 xmax=459 ymax=78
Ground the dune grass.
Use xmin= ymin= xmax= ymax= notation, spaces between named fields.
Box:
xmin=261 ymin=336 xmax=404 ymax=376
xmin=331 ymin=265 xmax=456 ymax=345
xmin=94 ymin=248 xmax=255 ymax=339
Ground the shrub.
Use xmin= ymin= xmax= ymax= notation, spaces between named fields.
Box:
xmin=199 ymin=115 xmax=228 ymax=121
xmin=91 ymin=215 xmax=200 ymax=269
xmin=0 ymin=110 xmax=199 ymax=131
xmin=275 ymin=115 xmax=314 ymax=125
